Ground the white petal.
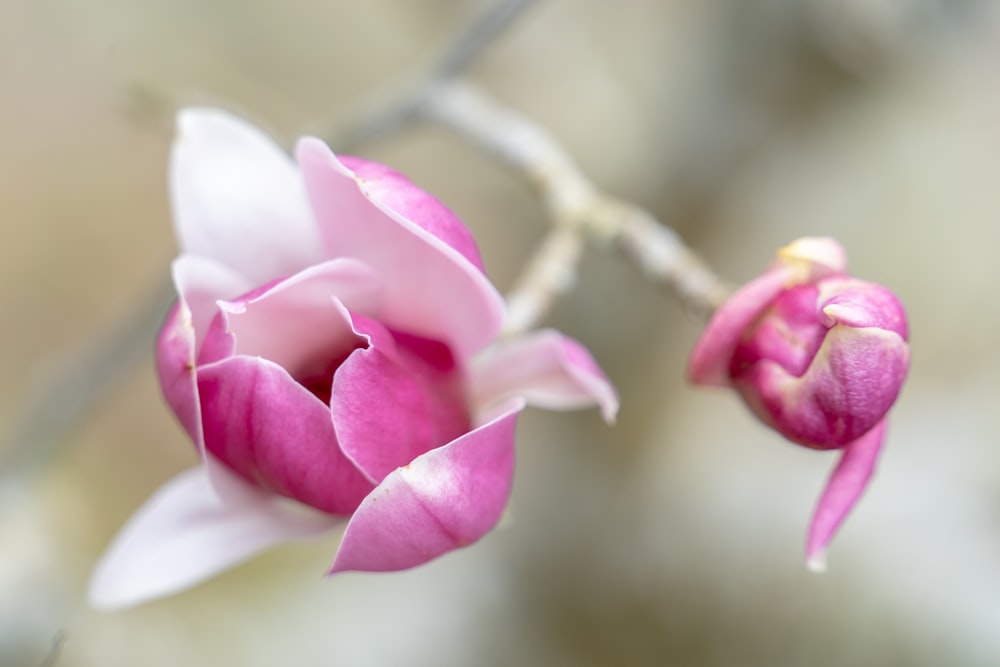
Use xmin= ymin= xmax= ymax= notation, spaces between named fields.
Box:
xmin=89 ymin=464 xmax=341 ymax=610
xmin=171 ymin=108 xmax=324 ymax=284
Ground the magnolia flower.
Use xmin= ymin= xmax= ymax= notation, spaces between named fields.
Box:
xmin=89 ymin=109 xmax=618 ymax=610
xmin=688 ymin=237 xmax=909 ymax=569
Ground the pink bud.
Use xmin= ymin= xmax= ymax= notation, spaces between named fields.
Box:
xmin=688 ymin=237 xmax=910 ymax=568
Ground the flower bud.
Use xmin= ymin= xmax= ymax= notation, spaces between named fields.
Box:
xmin=688 ymin=237 xmax=910 ymax=568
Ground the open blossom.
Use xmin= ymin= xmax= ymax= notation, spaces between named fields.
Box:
xmin=89 ymin=109 xmax=617 ymax=610
xmin=688 ymin=237 xmax=909 ymax=569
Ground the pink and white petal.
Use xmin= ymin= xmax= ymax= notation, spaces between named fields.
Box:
xmin=217 ymin=258 xmax=382 ymax=375
xmin=806 ymin=419 xmax=887 ymax=571
xmin=688 ymin=265 xmax=795 ymax=387
xmin=332 ymin=315 xmax=470 ymax=485
xmin=338 ymin=156 xmax=485 ymax=272
xmin=296 ymin=138 xmax=505 ymax=359
xmin=329 ymin=399 xmax=523 ymax=574
xmin=171 ymin=254 xmax=253 ymax=352
xmin=171 ymin=108 xmax=324 ymax=284
xmin=89 ymin=464 xmax=341 ymax=611
xmin=468 ymin=329 xmax=618 ymax=424
xmin=156 ymin=303 xmax=202 ymax=449
xmin=197 ymin=355 xmax=375 ymax=515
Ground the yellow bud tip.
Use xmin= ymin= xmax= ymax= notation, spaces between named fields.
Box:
xmin=777 ymin=237 xmax=847 ymax=282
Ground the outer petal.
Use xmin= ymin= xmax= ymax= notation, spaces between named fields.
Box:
xmin=688 ymin=265 xmax=795 ymax=387
xmin=296 ymin=138 xmax=505 ymax=359
xmin=338 ymin=156 xmax=485 ymax=272
xmin=734 ymin=326 xmax=910 ymax=448
xmin=328 ymin=399 xmax=523 ymax=574
xmin=806 ymin=419 xmax=887 ymax=571
xmin=197 ymin=355 xmax=374 ymax=515
xmin=333 ymin=315 xmax=470 ymax=485
xmin=88 ymin=464 xmax=341 ymax=611
xmin=468 ymin=329 xmax=618 ymax=424
xmin=171 ymin=108 xmax=324 ymax=284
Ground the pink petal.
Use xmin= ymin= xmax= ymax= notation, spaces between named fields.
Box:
xmin=295 ymin=138 xmax=505 ymax=359
xmin=819 ymin=278 xmax=909 ymax=340
xmin=171 ymin=108 xmax=324 ymax=284
xmin=197 ymin=356 xmax=374 ymax=515
xmin=332 ymin=315 xmax=470 ymax=485
xmin=89 ymin=464 xmax=341 ymax=611
xmin=734 ymin=326 xmax=910 ymax=448
xmin=469 ymin=329 xmax=618 ymax=424
xmin=338 ymin=156 xmax=485 ymax=272
xmin=688 ymin=265 xmax=795 ymax=387
xmin=329 ymin=400 xmax=523 ymax=574
xmin=171 ymin=254 xmax=252 ymax=356
xmin=806 ymin=419 xmax=887 ymax=571
xmin=156 ymin=302 xmax=202 ymax=449
xmin=208 ymin=258 xmax=382 ymax=373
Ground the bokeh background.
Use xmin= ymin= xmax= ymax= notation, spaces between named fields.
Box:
xmin=3 ymin=0 xmax=1000 ymax=665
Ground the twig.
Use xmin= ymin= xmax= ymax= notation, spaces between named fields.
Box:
xmin=38 ymin=630 xmax=66 ymax=667
xmin=332 ymin=0 xmax=537 ymax=151
xmin=420 ymin=81 xmax=730 ymax=333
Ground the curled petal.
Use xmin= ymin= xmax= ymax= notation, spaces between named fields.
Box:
xmin=198 ymin=356 xmax=374 ymax=515
xmin=88 ymin=465 xmax=342 ymax=611
xmin=329 ymin=400 xmax=523 ymax=574
xmin=469 ymin=329 xmax=618 ymax=424
xmin=688 ymin=265 xmax=795 ymax=387
xmin=171 ymin=108 xmax=323 ymax=284
xmin=735 ymin=326 xmax=910 ymax=448
xmin=806 ymin=420 xmax=887 ymax=571
xmin=818 ymin=278 xmax=909 ymax=339
xmin=209 ymin=258 xmax=382 ymax=372
xmin=295 ymin=138 xmax=505 ymax=359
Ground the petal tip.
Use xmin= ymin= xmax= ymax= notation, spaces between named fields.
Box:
xmin=806 ymin=553 xmax=828 ymax=573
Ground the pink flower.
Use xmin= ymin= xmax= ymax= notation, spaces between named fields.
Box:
xmin=688 ymin=237 xmax=909 ymax=569
xmin=89 ymin=109 xmax=617 ymax=610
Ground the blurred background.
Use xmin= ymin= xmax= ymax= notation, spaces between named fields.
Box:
xmin=3 ymin=0 xmax=1000 ymax=665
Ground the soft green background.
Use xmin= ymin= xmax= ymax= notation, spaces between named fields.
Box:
xmin=3 ymin=1 xmax=999 ymax=665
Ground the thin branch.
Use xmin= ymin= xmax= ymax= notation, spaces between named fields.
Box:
xmin=420 ymin=81 xmax=730 ymax=332
xmin=332 ymin=0 xmax=537 ymax=151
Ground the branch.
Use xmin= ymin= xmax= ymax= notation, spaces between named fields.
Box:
xmin=420 ymin=81 xmax=730 ymax=333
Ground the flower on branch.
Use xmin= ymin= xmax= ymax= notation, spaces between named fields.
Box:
xmin=89 ymin=109 xmax=617 ymax=610
xmin=688 ymin=237 xmax=910 ymax=569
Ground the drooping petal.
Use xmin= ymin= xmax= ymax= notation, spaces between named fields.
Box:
xmin=338 ymin=156 xmax=485 ymax=272
xmin=468 ymin=329 xmax=618 ymax=424
xmin=332 ymin=314 xmax=470 ymax=485
xmin=88 ymin=464 xmax=342 ymax=611
xmin=197 ymin=356 xmax=374 ymax=515
xmin=688 ymin=265 xmax=795 ymax=387
xmin=171 ymin=108 xmax=324 ymax=284
xmin=805 ymin=419 xmax=887 ymax=571
xmin=329 ymin=399 xmax=523 ymax=574
xmin=295 ymin=138 xmax=505 ymax=359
